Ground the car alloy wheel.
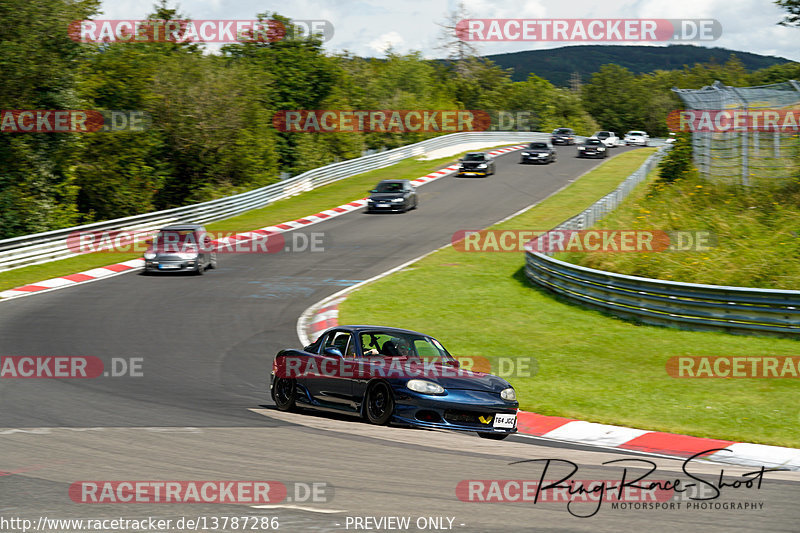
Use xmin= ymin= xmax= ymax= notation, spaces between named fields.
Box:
xmin=365 ymin=381 xmax=394 ymax=425
xmin=272 ymin=377 xmax=297 ymax=411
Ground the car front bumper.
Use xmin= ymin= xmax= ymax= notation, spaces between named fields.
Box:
xmin=390 ymin=387 xmax=519 ymax=435
xmin=578 ymin=151 xmax=605 ymax=158
xmin=521 ymin=154 xmax=551 ymax=163
xmin=144 ymin=259 xmax=199 ymax=272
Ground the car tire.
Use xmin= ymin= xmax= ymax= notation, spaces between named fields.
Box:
xmin=478 ymin=432 xmax=509 ymax=440
xmin=365 ymin=381 xmax=394 ymax=425
xmin=272 ymin=376 xmax=297 ymax=411
xmin=208 ymin=254 xmax=217 ymax=269
xmin=194 ymin=263 xmax=205 ymax=275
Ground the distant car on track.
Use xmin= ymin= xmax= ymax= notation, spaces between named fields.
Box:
xmin=366 ymin=180 xmax=417 ymax=213
xmin=577 ymin=138 xmax=608 ymax=158
xmin=457 ymin=152 xmax=495 ymax=177
xmin=624 ymin=130 xmax=649 ymax=146
xmin=551 ymin=127 xmax=576 ymax=145
xmin=143 ymin=224 xmax=216 ymax=275
xmin=520 ymin=142 xmax=556 ymax=164
xmin=270 ymin=325 xmax=519 ymax=439
xmin=592 ymin=131 xmax=620 ymax=148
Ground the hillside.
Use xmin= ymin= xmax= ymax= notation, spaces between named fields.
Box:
xmin=484 ymin=44 xmax=793 ymax=85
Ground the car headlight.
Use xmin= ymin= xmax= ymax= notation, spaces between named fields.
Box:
xmin=407 ymin=379 xmax=445 ymax=395
xmin=521 ymin=152 xmax=529 ymax=156
xmin=392 ymin=197 xmax=404 ymax=203
xmin=367 ymin=198 xmax=374 ymax=203
xmin=144 ymin=252 xmax=156 ymax=260
xmin=598 ymin=146 xmax=606 ymax=151
xmin=500 ymin=388 xmax=516 ymax=401
xmin=577 ymin=146 xmax=585 ymax=150
xmin=177 ymin=252 xmax=198 ymax=259
xmin=477 ymin=163 xmax=487 ymax=168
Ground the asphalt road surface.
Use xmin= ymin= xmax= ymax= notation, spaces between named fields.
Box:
xmin=1 ymin=145 xmax=797 ymax=532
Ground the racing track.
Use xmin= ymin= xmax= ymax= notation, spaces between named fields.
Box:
xmin=1 ymin=145 xmax=798 ymax=532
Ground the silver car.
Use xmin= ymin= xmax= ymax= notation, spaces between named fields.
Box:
xmin=143 ymin=224 xmax=217 ymax=275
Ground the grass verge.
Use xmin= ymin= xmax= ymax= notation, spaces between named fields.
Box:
xmin=339 ymin=148 xmax=800 ymax=448
xmin=0 ymin=144 xmax=517 ymax=295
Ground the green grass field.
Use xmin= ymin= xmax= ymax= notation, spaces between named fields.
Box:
xmin=0 ymin=145 xmax=517 ymax=294
xmin=339 ymin=148 xmax=800 ymax=448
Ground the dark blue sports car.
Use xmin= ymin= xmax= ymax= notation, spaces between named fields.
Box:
xmin=270 ymin=325 xmax=519 ymax=439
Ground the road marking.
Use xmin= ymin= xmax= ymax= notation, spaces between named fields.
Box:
xmin=251 ymin=504 xmax=345 ymax=514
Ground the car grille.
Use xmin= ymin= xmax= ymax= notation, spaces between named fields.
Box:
xmin=444 ymin=409 xmax=492 ymax=426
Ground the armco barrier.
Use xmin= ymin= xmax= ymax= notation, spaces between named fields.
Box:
xmin=0 ymin=131 xmax=543 ymax=272
xmin=524 ymin=146 xmax=800 ymax=337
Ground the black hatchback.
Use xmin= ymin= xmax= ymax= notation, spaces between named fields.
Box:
xmin=366 ymin=180 xmax=418 ymax=213
xmin=551 ymin=127 xmax=575 ymax=145
xmin=520 ymin=142 xmax=556 ymax=164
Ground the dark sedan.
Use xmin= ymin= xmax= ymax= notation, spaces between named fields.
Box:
xmin=457 ymin=152 xmax=495 ymax=177
xmin=143 ymin=224 xmax=217 ymax=275
xmin=270 ymin=325 xmax=519 ymax=439
xmin=520 ymin=142 xmax=556 ymax=164
xmin=551 ymin=127 xmax=576 ymax=145
xmin=577 ymin=138 xmax=608 ymax=159
xmin=366 ymin=180 xmax=418 ymax=213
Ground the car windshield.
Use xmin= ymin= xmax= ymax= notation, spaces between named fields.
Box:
xmin=375 ymin=182 xmax=404 ymax=193
xmin=154 ymin=230 xmax=199 ymax=245
xmin=596 ymin=132 xmax=609 ymax=138
xmin=585 ymin=139 xmax=602 ymax=145
xmin=554 ymin=128 xmax=571 ymax=134
xmin=463 ymin=153 xmax=486 ymax=161
xmin=627 ymin=131 xmax=646 ymax=136
xmin=528 ymin=142 xmax=548 ymax=149
xmin=359 ymin=331 xmax=456 ymax=363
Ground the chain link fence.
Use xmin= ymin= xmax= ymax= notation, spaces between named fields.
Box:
xmin=673 ymin=80 xmax=800 ymax=185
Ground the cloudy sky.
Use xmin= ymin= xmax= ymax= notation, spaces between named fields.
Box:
xmin=96 ymin=0 xmax=799 ymax=62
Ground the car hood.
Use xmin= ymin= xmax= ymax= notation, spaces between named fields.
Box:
xmin=365 ymin=358 xmax=511 ymax=392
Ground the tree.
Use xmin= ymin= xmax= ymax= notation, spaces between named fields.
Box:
xmin=776 ymin=0 xmax=800 ymax=26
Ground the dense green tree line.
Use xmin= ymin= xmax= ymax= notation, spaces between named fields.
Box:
xmin=0 ymin=0 xmax=798 ymax=238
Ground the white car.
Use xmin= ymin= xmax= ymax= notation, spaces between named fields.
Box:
xmin=624 ymin=131 xmax=649 ymax=146
xmin=592 ymin=131 xmax=620 ymax=148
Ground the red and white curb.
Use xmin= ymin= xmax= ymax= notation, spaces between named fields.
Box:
xmin=299 ymin=264 xmax=800 ymax=472
xmin=0 ymin=145 xmax=525 ymax=302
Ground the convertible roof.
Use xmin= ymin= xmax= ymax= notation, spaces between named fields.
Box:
xmin=331 ymin=325 xmax=429 ymax=337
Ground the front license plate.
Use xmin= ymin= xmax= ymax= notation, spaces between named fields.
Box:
xmin=376 ymin=203 xmax=389 ymax=208
xmin=159 ymin=264 xmax=179 ymax=270
xmin=493 ymin=413 xmax=516 ymax=429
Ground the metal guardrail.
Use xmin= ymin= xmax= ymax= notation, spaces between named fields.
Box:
xmin=524 ymin=146 xmax=800 ymax=337
xmin=0 ymin=131 xmax=538 ymax=272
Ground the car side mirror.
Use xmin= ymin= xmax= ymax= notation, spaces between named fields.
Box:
xmin=370 ymin=189 xmax=377 ymax=193
xmin=323 ymin=347 xmax=343 ymax=358
xmin=303 ymin=344 xmax=315 ymax=352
